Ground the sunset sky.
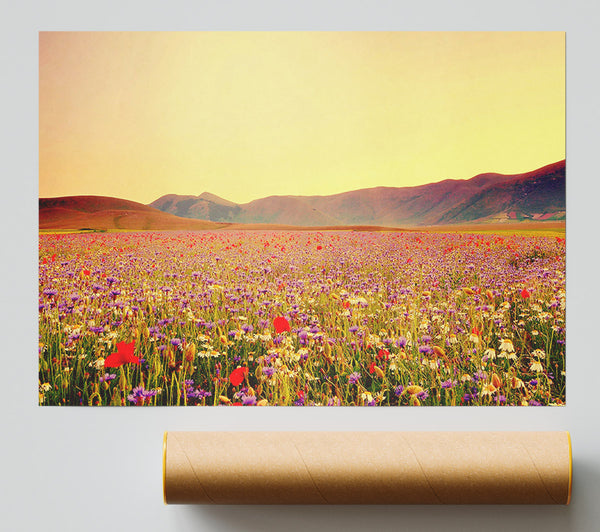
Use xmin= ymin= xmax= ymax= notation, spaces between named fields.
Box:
xmin=39 ymin=32 xmax=565 ymax=205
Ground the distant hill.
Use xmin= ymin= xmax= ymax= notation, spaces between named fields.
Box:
xmin=433 ymin=161 xmax=566 ymax=224
xmin=150 ymin=160 xmax=565 ymax=227
xmin=39 ymin=195 xmax=228 ymax=231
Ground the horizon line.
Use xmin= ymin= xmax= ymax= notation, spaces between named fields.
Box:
xmin=39 ymin=159 xmax=566 ymax=206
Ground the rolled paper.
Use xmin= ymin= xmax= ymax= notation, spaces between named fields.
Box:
xmin=163 ymin=431 xmax=572 ymax=505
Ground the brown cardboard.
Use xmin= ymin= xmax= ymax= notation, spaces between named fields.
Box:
xmin=163 ymin=431 xmax=571 ymax=505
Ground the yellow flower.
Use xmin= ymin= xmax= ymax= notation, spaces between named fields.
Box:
xmin=405 ymin=385 xmax=423 ymax=395
xmin=481 ymin=383 xmax=497 ymax=397
xmin=499 ymin=338 xmax=514 ymax=352
xmin=484 ymin=348 xmax=496 ymax=360
xmin=409 ymin=395 xmax=421 ymax=406
xmin=184 ymin=343 xmax=196 ymax=361
xmin=361 ymin=392 xmax=374 ymax=405
xmin=373 ymin=365 xmax=385 ymax=379
xmin=432 ymin=346 xmax=446 ymax=358
xmin=491 ymin=373 xmax=502 ymax=389
xmin=511 ymin=376 xmax=525 ymax=389
xmin=530 ymin=360 xmax=544 ymax=372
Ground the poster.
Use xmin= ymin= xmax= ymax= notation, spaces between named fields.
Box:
xmin=38 ymin=32 xmax=565 ymax=406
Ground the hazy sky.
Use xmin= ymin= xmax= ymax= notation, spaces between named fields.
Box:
xmin=39 ymin=32 xmax=565 ymax=205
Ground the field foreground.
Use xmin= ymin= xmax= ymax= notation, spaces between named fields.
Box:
xmin=38 ymin=230 xmax=565 ymax=406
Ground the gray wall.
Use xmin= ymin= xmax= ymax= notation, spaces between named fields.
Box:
xmin=2 ymin=1 xmax=599 ymax=531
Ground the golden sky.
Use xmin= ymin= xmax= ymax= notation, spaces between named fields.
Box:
xmin=39 ymin=32 xmax=565 ymax=205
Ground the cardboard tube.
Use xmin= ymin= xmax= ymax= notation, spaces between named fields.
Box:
xmin=163 ymin=431 xmax=571 ymax=505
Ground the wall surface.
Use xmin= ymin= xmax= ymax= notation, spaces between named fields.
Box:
xmin=2 ymin=1 xmax=599 ymax=531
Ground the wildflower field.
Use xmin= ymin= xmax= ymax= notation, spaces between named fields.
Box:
xmin=38 ymin=230 xmax=565 ymax=406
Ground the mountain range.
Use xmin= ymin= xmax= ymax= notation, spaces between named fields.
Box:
xmin=40 ymin=160 xmax=565 ymax=231
xmin=150 ymin=160 xmax=565 ymax=227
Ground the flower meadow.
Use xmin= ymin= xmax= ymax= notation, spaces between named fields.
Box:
xmin=38 ymin=230 xmax=565 ymax=406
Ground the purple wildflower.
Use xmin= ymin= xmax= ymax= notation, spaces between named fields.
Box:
xmin=472 ymin=370 xmax=487 ymax=382
xmin=417 ymin=390 xmax=429 ymax=401
xmin=298 ymin=330 xmax=309 ymax=344
xmin=127 ymin=385 xmax=158 ymax=405
xmin=348 ymin=372 xmax=361 ymax=385
xmin=396 ymin=336 xmax=408 ymax=348
xmin=262 ymin=366 xmax=276 ymax=377
xmin=242 ymin=395 xmax=257 ymax=406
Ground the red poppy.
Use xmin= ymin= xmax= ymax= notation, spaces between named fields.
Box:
xmin=229 ymin=367 xmax=248 ymax=386
xmin=273 ymin=316 xmax=291 ymax=333
xmin=104 ymin=341 xmax=139 ymax=368
xmin=377 ymin=349 xmax=390 ymax=361
xmin=316 ymin=245 xmax=322 ymax=250
xmin=368 ymin=361 xmax=376 ymax=374
xmin=83 ymin=269 xmax=91 ymax=276
xmin=521 ymin=288 xmax=531 ymax=299
xmin=471 ymin=326 xmax=481 ymax=336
